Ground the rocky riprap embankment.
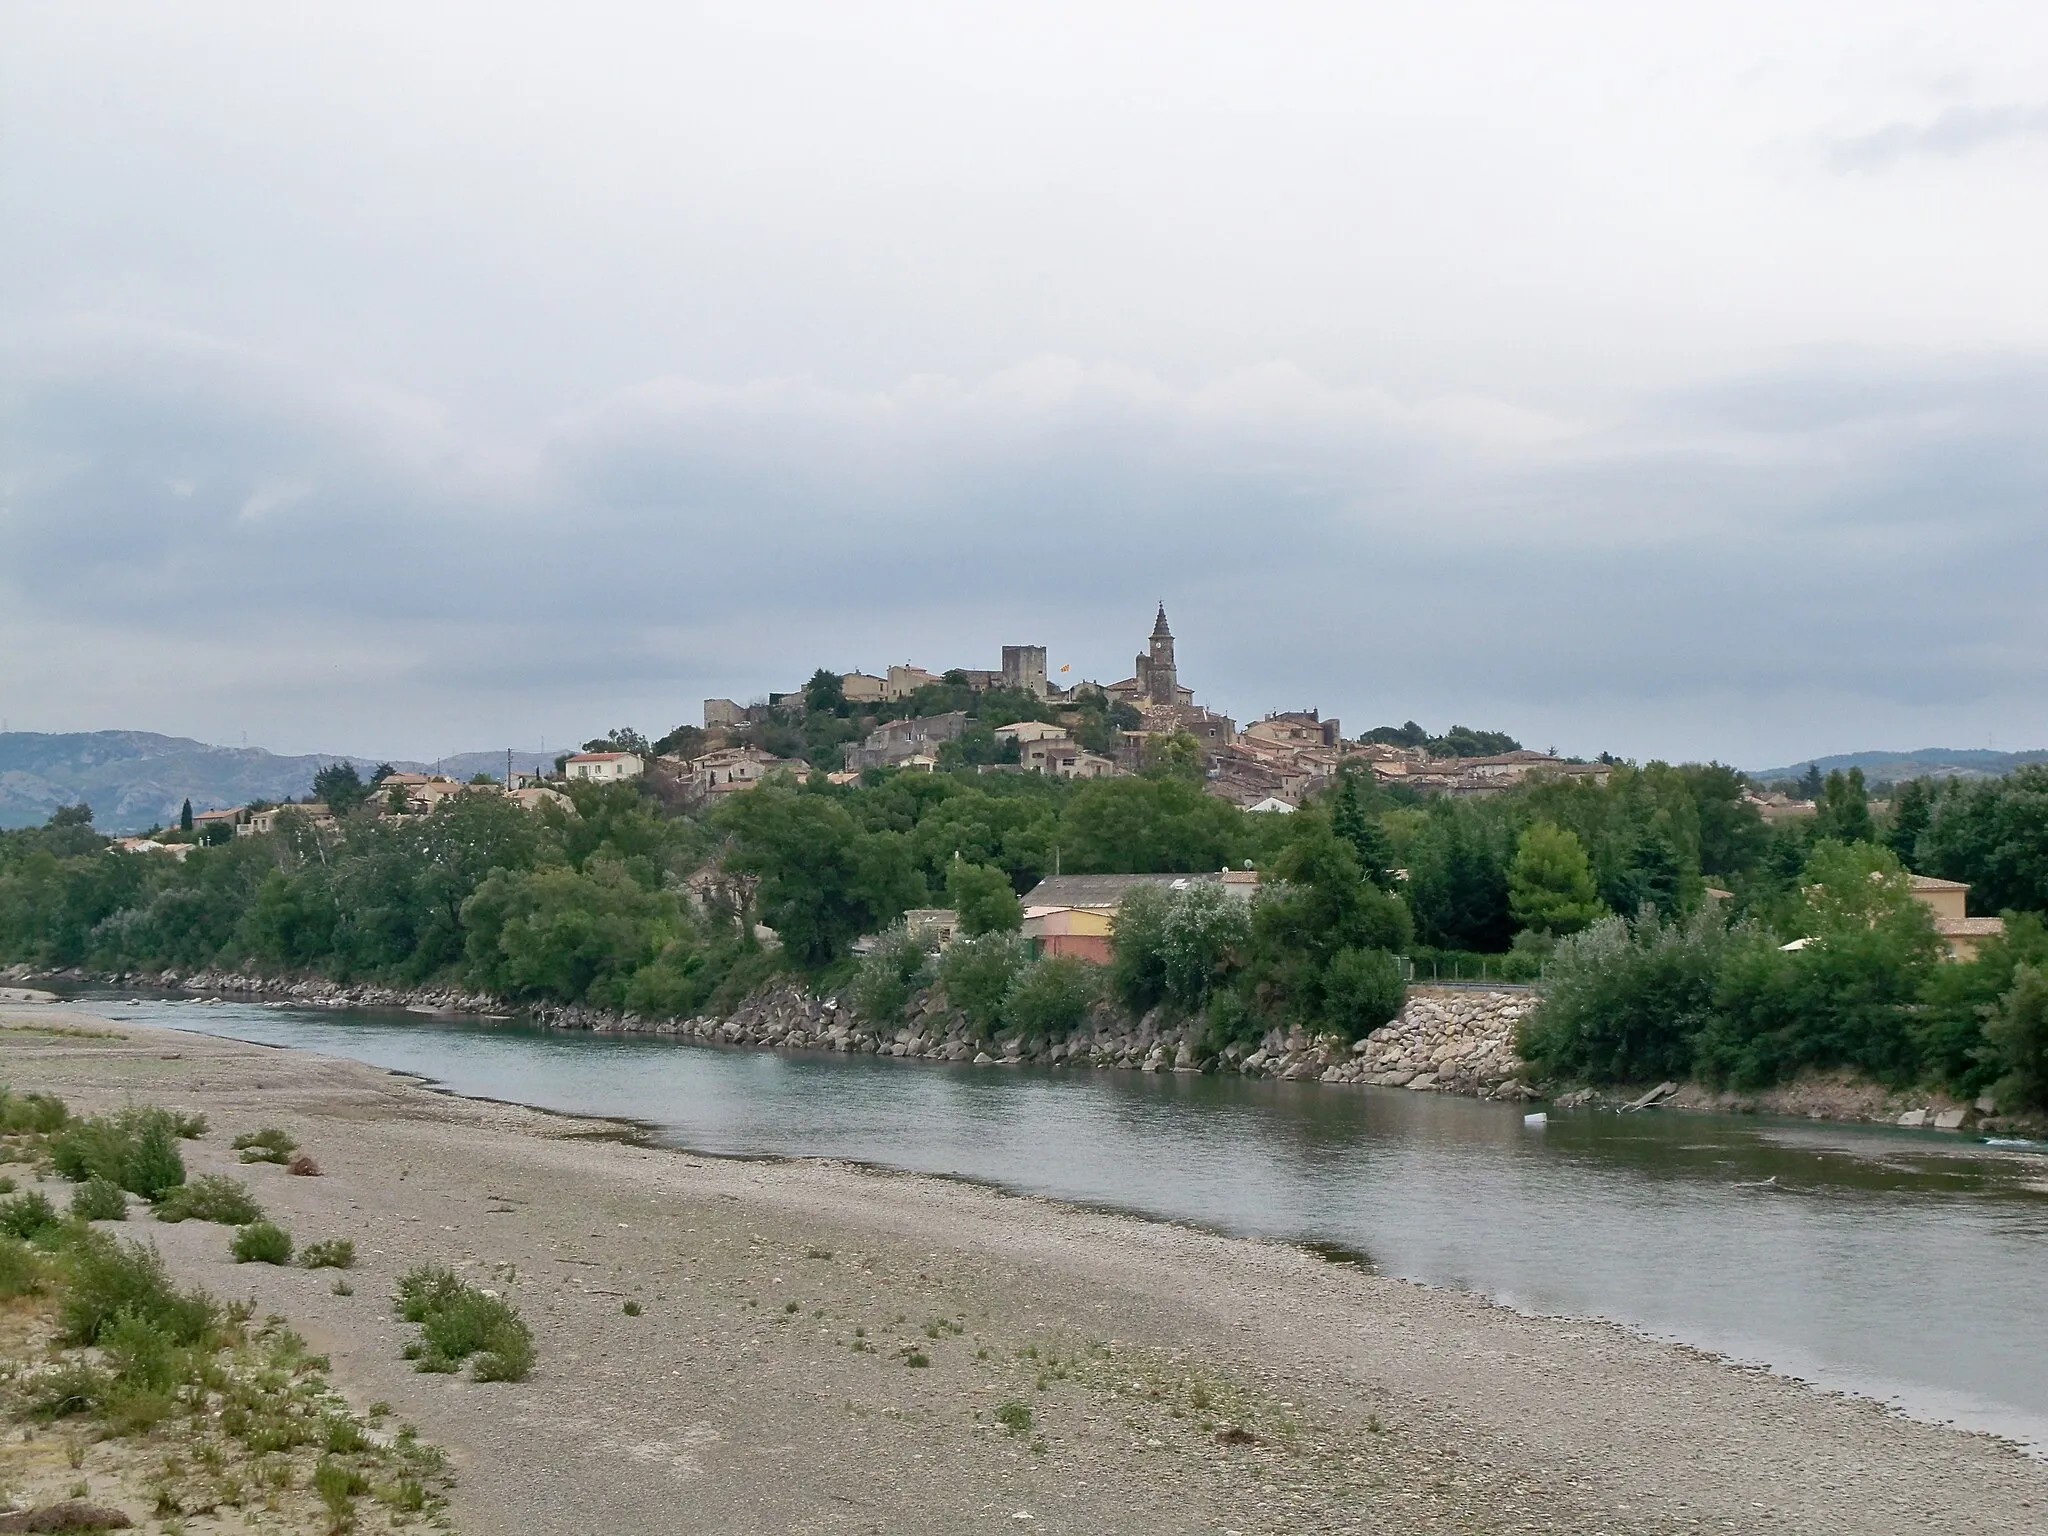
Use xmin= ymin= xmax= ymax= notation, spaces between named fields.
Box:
xmin=7 ymin=963 xmax=1536 ymax=1104
xmin=532 ymin=982 xmax=1538 ymax=1101
xmin=1341 ymin=989 xmax=1539 ymax=1098
xmin=8 ymin=965 xmax=504 ymax=1016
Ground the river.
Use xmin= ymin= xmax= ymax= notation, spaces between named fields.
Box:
xmin=62 ymin=991 xmax=2048 ymax=1455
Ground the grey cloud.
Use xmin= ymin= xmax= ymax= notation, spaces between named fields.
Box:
xmin=4 ymin=320 xmax=2045 ymax=763
xmin=1828 ymin=103 xmax=2048 ymax=170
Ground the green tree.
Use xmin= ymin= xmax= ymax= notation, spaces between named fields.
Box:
xmin=179 ymin=799 xmax=193 ymax=833
xmin=1406 ymin=806 xmax=1512 ymax=951
xmin=1677 ymin=763 xmax=1767 ymax=878
xmin=1919 ymin=765 xmax=2048 ymax=915
xmin=1140 ymin=732 xmax=1204 ymax=782
xmin=1322 ymin=947 xmax=1406 ymax=1039
xmin=1886 ymin=777 xmax=1933 ymax=870
xmin=1058 ymin=777 xmax=1244 ymax=874
xmin=1985 ymin=964 xmax=2048 ymax=1114
xmin=1000 ymin=956 xmax=1096 ymax=1041
xmin=312 ymin=762 xmax=369 ymax=816
xmin=1107 ymin=883 xmax=1173 ymax=1014
xmin=1813 ymin=768 xmax=1874 ymax=845
xmin=1518 ymin=909 xmax=1731 ymax=1084
xmin=948 ymin=861 xmax=1022 ymax=935
xmin=462 ymin=861 xmax=688 ymax=1008
xmin=1330 ymin=771 xmax=1395 ymax=888
xmin=803 ymin=669 xmax=848 ymax=716
xmin=1157 ymin=883 xmax=1253 ymax=1011
xmin=1508 ymin=822 xmax=1606 ymax=937
xmin=1246 ymin=827 xmax=1412 ymax=1034
xmin=938 ymin=932 xmax=1029 ymax=1032
xmin=716 ymin=788 xmax=919 ymax=967
xmin=583 ymin=728 xmax=651 ymax=755
xmin=1606 ymin=827 xmax=1685 ymax=920
xmin=849 ymin=927 xmax=933 ymax=1024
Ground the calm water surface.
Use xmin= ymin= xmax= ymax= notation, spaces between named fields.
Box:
xmin=69 ymin=992 xmax=2048 ymax=1453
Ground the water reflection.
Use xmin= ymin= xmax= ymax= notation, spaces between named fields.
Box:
xmin=62 ymin=992 xmax=2048 ymax=1453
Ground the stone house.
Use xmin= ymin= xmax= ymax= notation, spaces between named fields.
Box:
xmin=845 ymin=712 xmax=968 ymax=771
xmin=673 ymin=745 xmax=794 ymax=797
xmin=1017 ymin=734 xmax=1117 ymax=780
xmin=238 ymin=803 xmax=335 ymax=837
xmin=884 ymin=664 xmax=943 ymax=700
xmin=839 ymin=671 xmax=888 ymax=704
xmin=993 ymin=720 xmax=1070 ymax=746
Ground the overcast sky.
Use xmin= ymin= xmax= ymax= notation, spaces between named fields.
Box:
xmin=4 ymin=3 xmax=2045 ymax=769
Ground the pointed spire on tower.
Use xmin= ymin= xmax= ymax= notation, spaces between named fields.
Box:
xmin=1152 ymin=602 xmax=1172 ymax=639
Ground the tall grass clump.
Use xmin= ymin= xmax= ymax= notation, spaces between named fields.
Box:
xmin=394 ymin=1264 xmax=534 ymax=1381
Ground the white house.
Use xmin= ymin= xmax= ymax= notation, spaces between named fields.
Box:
xmin=564 ymin=751 xmax=645 ymax=783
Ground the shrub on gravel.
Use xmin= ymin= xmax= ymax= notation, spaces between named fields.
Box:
xmin=995 ymin=1400 xmax=1033 ymax=1435
xmin=0 ymin=1190 xmax=62 ymax=1241
xmin=299 ymin=1239 xmax=355 ymax=1271
xmin=231 ymin=1127 xmax=297 ymax=1165
xmin=0 ymin=1087 xmax=69 ymax=1136
xmin=57 ymin=1231 xmax=215 ymax=1348
xmin=231 ymin=1221 xmax=293 ymax=1266
xmin=394 ymin=1264 xmax=534 ymax=1381
xmin=0 ymin=1234 xmax=47 ymax=1298
xmin=50 ymin=1108 xmax=186 ymax=1200
xmin=152 ymin=1174 xmax=261 ymax=1226
xmin=69 ymin=1177 xmax=126 ymax=1222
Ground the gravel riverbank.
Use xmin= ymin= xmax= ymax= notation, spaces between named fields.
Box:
xmin=0 ymin=1000 xmax=2042 ymax=1534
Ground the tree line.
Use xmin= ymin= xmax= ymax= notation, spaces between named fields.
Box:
xmin=1 ymin=749 xmax=2042 ymax=1103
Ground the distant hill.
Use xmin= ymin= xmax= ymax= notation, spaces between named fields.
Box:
xmin=1748 ymin=748 xmax=2048 ymax=786
xmin=0 ymin=733 xmax=556 ymax=833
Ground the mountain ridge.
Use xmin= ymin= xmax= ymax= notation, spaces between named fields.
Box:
xmin=0 ymin=731 xmax=555 ymax=832
xmin=1746 ymin=747 xmax=2048 ymax=784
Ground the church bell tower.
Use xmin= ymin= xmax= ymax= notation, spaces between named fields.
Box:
xmin=1145 ymin=603 xmax=1177 ymax=705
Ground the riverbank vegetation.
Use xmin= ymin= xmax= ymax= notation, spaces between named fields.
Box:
xmin=1520 ymin=842 xmax=2048 ymax=1110
xmin=2 ymin=720 xmax=2043 ymax=1103
xmin=0 ymin=1089 xmax=451 ymax=1530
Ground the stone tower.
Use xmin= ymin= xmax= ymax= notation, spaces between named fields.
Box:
xmin=1136 ymin=603 xmax=1178 ymax=705
xmin=1001 ymin=644 xmax=1049 ymax=699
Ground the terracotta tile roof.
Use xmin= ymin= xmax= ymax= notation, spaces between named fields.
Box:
xmin=1936 ymin=916 xmax=2005 ymax=937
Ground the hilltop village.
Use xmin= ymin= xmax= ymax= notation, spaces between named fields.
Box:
xmin=665 ymin=605 xmax=1609 ymax=812
xmin=109 ymin=606 xmax=1608 ymax=857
